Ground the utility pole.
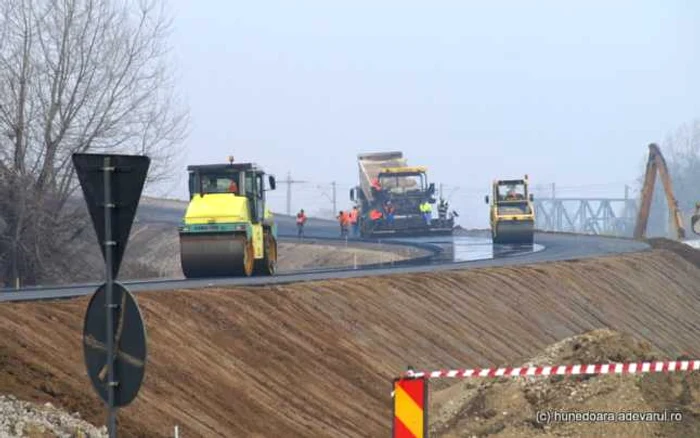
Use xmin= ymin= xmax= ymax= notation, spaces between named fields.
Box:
xmin=332 ymin=181 xmax=337 ymax=213
xmin=439 ymin=183 xmax=444 ymax=199
xmin=551 ymin=182 xmax=556 ymax=199
xmin=278 ymin=171 xmax=306 ymax=215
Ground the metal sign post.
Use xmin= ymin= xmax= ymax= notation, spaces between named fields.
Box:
xmin=73 ymin=153 xmax=150 ymax=438
xmin=103 ymin=156 xmax=117 ymax=437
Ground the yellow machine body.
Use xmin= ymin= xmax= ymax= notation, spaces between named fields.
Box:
xmin=182 ymin=194 xmax=265 ymax=259
xmin=485 ymin=175 xmax=535 ymax=245
xmin=178 ymin=160 xmax=278 ymax=278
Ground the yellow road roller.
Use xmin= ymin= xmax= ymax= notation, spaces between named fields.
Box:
xmin=178 ymin=157 xmax=278 ymax=278
xmin=484 ymin=175 xmax=535 ymax=245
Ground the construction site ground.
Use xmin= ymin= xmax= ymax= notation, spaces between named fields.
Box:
xmin=1 ymin=239 xmax=700 ymax=437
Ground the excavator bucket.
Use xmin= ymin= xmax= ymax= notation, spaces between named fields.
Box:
xmin=692 ymin=204 xmax=700 ymax=236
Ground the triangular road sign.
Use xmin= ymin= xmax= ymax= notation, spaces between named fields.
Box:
xmin=72 ymin=153 xmax=150 ymax=279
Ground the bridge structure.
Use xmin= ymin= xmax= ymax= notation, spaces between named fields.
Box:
xmin=532 ymin=184 xmax=638 ymax=237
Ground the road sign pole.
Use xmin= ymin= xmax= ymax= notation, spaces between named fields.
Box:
xmin=103 ymin=156 xmax=117 ymax=438
xmin=74 ymin=153 xmax=150 ymax=431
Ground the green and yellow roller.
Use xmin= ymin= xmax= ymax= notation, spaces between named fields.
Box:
xmin=484 ymin=174 xmax=535 ymax=245
xmin=178 ymin=156 xmax=278 ymax=278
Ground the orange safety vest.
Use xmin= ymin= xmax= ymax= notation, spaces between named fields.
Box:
xmin=370 ymin=209 xmax=382 ymax=220
xmin=296 ymin=213 xmax=306 ymax=224
xmin=339 ymin=212 xmax=350 ymax=226
xmin=348 ymin=210 xmax=358 ymax=223
xmin=371 ymin=178 xmax=381 ymax=190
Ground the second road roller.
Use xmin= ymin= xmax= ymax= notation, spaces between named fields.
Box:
xmin=484 ymin=174 xmax=535 ymax=244
xmin=178 ymin=156 xmax=278 ymax=278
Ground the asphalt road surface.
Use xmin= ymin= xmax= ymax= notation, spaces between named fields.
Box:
xmin=0 ymin=201 xmax=650 ymax=302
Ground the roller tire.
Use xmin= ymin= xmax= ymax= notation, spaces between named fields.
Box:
xmin=240 ymin=238 xmax=255 ymax=277
xmin=254 ymin=232 xmax=277 ymax=276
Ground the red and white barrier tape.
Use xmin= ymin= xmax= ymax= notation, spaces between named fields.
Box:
xmin=401 ymin=360 xmax=700 ymax=379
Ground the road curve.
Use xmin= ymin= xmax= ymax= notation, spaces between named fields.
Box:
xmin=0 ymin=230 xmax=649 ymax=302
xmin=0 ymin=200 xmax=651 ymax=301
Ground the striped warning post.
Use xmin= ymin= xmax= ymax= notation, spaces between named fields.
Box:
xmin=392 ymin=377 xmax=428 ymax=438
xmin=400 ymin=360 xmax=700 ymax=379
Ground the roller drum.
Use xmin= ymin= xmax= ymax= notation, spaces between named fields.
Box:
xmin=494 ymin=219 xmax=534 ymax=245
xmin=180 ymin=233 xmax=251 ymax=278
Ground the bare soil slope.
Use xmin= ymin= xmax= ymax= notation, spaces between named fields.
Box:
xmin=1 ymin=245 xmax=700 ymax=437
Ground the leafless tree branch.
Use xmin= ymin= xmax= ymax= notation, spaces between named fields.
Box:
xmin=0 ymin=0 xmax=189 ymax=285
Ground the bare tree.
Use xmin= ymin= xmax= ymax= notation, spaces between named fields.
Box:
xmin=0 ymin=0 xmax=189 ymax=285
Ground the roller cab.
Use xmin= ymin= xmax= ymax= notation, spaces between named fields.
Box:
xmin=485 ymin=175 xmax=535 ymax=245
xmin=178 ymin=158 xmax=278 ymax=278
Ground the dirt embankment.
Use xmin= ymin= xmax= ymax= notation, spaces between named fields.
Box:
xmin=1 ymin=243 xmax=700 ymax=436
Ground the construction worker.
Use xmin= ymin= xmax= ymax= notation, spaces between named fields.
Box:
xmin=384 ymin=200 xmax=396 ymax=226
xmin=506 ymin=186 xmax=518 ymax=200
xmin=296 ymin=209 xmax=307 ymax=238
xmin=438 ymin=198 xmax=448 ymax=220
xmin=370 ymin=177 xmax=383 ymax=200
xmin=228 ymin=179 xmax=238 ymax=194
xmin=419 ymin=201 xmax=432 ymax=225
xmin=349 ymin=206 xmax=359 ymax=237
xmin=337 ymin=210 xmax=350 ymax=238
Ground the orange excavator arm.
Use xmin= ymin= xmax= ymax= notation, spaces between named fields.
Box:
xmin=633 ymin=143 xmax=686 ymax=240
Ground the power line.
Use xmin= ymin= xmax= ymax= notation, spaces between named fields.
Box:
xmin=276 ymin=171 xmax=307 ymax=215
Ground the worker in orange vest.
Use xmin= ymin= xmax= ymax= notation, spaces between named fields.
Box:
xmin=337 ymin=210 xmax=350 ymax=238
xmin=369 ymin=209 xmax=383 ymax=221
xmin=228 ymin=179 xmax=238 ymax=194
xmin=296 ymin=209 xmax=307 ymax=239
xmin=348 ymin=206 xmax=359 ymax=237
xmin=370 ymin=177 xmax=382 ymax=200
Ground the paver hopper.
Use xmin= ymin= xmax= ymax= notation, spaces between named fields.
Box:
xmin=349 ymin=151 xmax=454 ymax=237
xmin=178 ymin=157 xmax=278 ymax=278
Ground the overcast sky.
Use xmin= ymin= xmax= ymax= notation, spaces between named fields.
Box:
xmin=165 ymin=0 xmax=700 ymax=227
